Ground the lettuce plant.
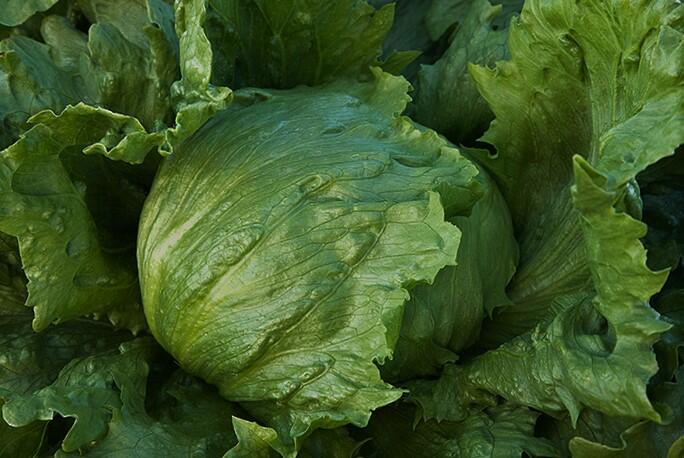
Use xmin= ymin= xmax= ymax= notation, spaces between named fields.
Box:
xmin=0 ymin=0 xmax=682 ymax=456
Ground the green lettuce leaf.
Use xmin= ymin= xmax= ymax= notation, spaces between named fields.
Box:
xmin=0 ymin=0 xmax=60 ymax=27
xmin=207 ymin=0 xmax=394 ymax=88
xmin=0 ymin=304 xmax=133 ymax=400
xmin=226 ymin=420 xmax=360 ymax=458
xmin=299 ymin=427 xmax=362 ymax=458
xmin=0 ymin=234 xmax=26 ymax=307
xmin=640 ymin=149 xmax=684 ymax=272
xmin=3 ymin=339 xmax=156 ymax=453
xmin=0 ymin=0 xmax=229 ymax=153
xmin=0 ymin=119 xmax=150 ymax=331
xmin=414 ymin=0 xmax=512 ymax=145
xmin=76 ymin=0 xmax=177 ymax=52
xmin=475 ymin=0 xmax=683 ymax=344
xmin=57 ymin=370 xmax=241 ymax=457
xmin=640 ymin=149 xmax=684 ymax=387
xmin=0 ymin=33 xmax=91 ymax=148
xmin=0 ymin=285 xmax=247 ymax=457
xmin=0 ymin=0 xmax=177 ymax=148
xmin=406 ymin=0 xmax=684 ymax=426
xmin=370 ymin=0 xmax=437 ymax=83
xmin=540 ymin=367 xmax=684 ymax=458
xmin=366 ymin=402 xmax=558 ymax=458
xmin=226 ymin=418 xmax=288 ymax=458
xmin=0 ymin=266 xmax=136 ymax=455
xmin=381 ymin=159 xmax=517 ymax=382
xmin=138 ymin=69 xmax=481 ymax=450
xmin=165 ymin=0 xmax=232 ymax=152
xmin=0 ymin=0 xmax=232 ymax=330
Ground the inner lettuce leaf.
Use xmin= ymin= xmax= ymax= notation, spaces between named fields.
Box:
xmin=369 ymin=0 xmax=440 ymax=83
xmin=406 ymin=0 xmax=684 ymax=426
xmin=138 ymin=69 xmax=482 ymax=450
xmin=381 ymin=156 xmax=517 ymax=382
xmin=414 ymin=0 xmax=517 ymax=145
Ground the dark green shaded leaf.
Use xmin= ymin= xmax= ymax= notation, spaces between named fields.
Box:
xmin=208 ymin=0 xmax=394 ymax=88
xmin=414 ymin=0 xmax=510 ymax=145
xmin=64 ymin=370 xmax=241 ymax=457
xmin=0 ymin=407 xmax=47 ymax=458
xmin=366 ymin=402 xmax=558 ymax=458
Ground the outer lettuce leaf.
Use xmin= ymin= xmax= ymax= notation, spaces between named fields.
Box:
xmin=651 ymin=277 xmax=684 ymax=388
xmin=0 ymin=0 xmax=229 ymax=153
xmin=414 ymin=0 xmax=511 ymax=145
xmin=4 ymin=339 xmax=242 ymax=456
xmin=0 ymin=303 xmax=133 ymax=399
xmin=226 ymin=418 xmax=288 ymax=458
xmin=0 ymin=119 xmax=149 ymax=331
xmin=0 ymin=0 xmax=231 ymax=329
xmin=226 ymin=420 xmax=360 ymax=458
xmin=0 ymin=262 xmax=244 ymax=458
xmin=474 ymin=0 xmax=683 ymax=344
xmin=2 ymin=339 xmax=155 ymax=453
xmin=407 ymin=0 xmax=683 ymax=426
xmin=76 ymin=0 xmax=177 ymax=51
xmin=424 ymin=0 xmax=472 ymax=41
xmin=207 ymin=0 xmax=394 ymax=88
xmin=0 ymin=260 xmax=134 ymax=455
xmin=366 ymin=402 xmax=557 ymax=458
xmin=299 ymin=428 xmax=362 ymax=458
xmin=138 ymin=70 xmax=481 ymax=450
xmin=0 ymin=0 xmax=60 ymax=27
xmin=165 ymin=0 xmax=232 ymax=152
xmin=0 ymin=34 xmax=91 ymax=148
xmin=0 ymin=0 xmax=176 ymax=149
xmin=381 ymin=160 xmax=517 ymax=382
xmin=638 ymin=149 xmax=684 ymax=387
xmin=540 ymin=368 xmax=684 ymax=458
xmin=56 ymin=370 xmax=242 ymax=457
xmin=0 ymin=234 xmax=26 ymax=307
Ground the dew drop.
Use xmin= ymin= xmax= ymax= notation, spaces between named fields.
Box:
xmin=297 ymin=174 xmax=332 ymax=196
xmin=205 ymin=224 xmax=264 ymax=274
xmin=66 ymin=236 xmax=90 ymax=257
